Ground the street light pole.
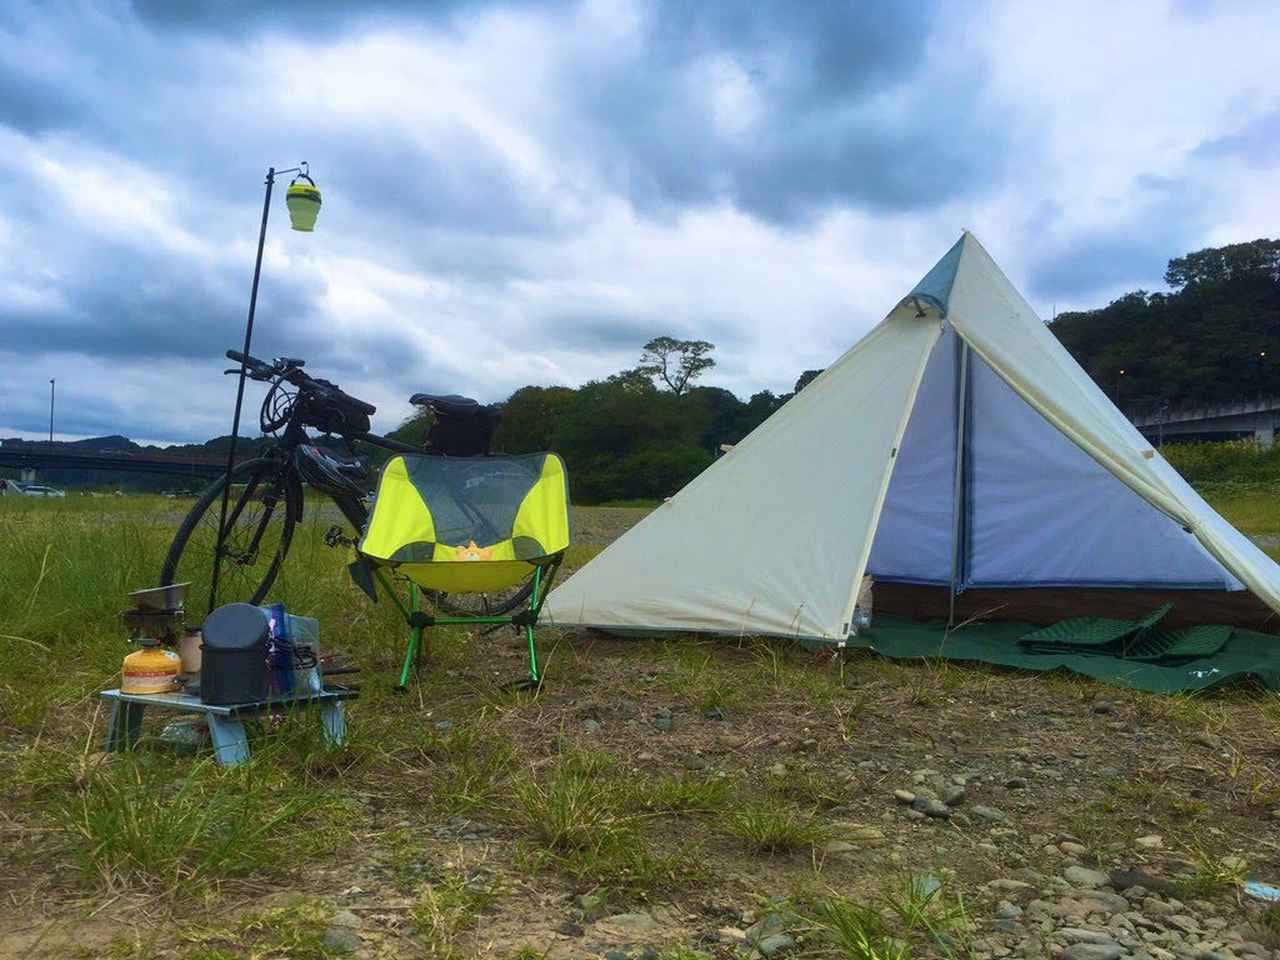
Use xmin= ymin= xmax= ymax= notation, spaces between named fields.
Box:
xmin=48 ymin=379 xmax=55 ymax=443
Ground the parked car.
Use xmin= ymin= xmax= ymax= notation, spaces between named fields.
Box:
xmin=17 ymin=483 xmax=66 ymax=498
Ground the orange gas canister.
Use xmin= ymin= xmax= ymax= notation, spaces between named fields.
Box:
xmin=121 ymin=644 xmax=181 ymax=694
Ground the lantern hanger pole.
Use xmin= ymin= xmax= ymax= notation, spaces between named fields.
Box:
xmin=209 ymin=164 xmax=282 ymax=612
xmin=209 ymin=161 xmax=315 ymax=613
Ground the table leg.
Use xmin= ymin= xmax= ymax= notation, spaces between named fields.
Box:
xmin=319 ymin=701 xmax=346 ymax=747
xmin=104 ymin=701 xmax=145 ymax=753
xmin=207 ymin=714 xmax=250 ymax=766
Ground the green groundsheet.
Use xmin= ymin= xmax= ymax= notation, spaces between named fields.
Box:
xmin=848 ymin=615 xmax=1280 ymax=693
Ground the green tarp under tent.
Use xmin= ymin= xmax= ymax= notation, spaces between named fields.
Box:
xmin=543 ymin=232 xmax=1280 ymax=692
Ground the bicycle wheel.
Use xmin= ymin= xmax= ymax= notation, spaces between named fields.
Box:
xmin=161 ymin=457 xmax=302 ymax=611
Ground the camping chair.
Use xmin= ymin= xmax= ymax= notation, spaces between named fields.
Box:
xmin=351 ymin=452 xmax=571 ymax=689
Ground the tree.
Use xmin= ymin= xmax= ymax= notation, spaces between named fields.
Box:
xmin=794 ymin=369 xmax=823 ymax=392
xmin=1165 ymin=239 xmax=1280 ymax=290
xmin=636 ymin=336 xmax=716 ymax=396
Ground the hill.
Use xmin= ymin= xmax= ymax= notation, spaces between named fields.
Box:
xmin=1050 ymin=238 xmax=1280 ymax=412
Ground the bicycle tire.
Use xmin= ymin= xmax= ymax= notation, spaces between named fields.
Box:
xmin=161 ymin=457 xmax=302 ymax=610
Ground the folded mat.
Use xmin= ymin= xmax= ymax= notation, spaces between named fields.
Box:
xmin=1018 ymin=603 xmax=1172 ymax=653
xmin=1017 ymin=604 xmax=1233 ymax=663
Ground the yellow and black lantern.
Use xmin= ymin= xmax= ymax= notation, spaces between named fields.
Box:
xmin=286 ymin=173 xmax=322 ymax=232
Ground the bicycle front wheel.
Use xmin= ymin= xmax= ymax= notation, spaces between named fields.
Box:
xmin=161 ymin=457 xmax=302 ymax=611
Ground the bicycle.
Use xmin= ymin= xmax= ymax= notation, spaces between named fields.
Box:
xmin=160 ymin=350 xmax=531 ymax=616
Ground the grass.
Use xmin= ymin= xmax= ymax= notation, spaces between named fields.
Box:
xmin=720 ymin=798 xmax=833 ymax=854
xmin=3 ymin=482 xmax=1280 ymax=953
xmin=176 ymin=899 xmax=338 ymax=959
xmin=53 ymin=748 xmax=355 ymax=895
xmin=793 ymin=874 xmax=974 ymax=960
xmin=409 ymin=868 xmax=503 ymax=959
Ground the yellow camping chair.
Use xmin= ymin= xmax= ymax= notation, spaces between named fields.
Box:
xmin=353 ymin=452 xmax=570 ymax=688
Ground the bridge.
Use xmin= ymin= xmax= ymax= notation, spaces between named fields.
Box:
xmin=1128 ymin=396 xmax=1280 ymax=447
xmin=0 ymin=447 xmax=229 ymax=487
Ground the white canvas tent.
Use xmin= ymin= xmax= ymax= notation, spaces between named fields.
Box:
xmin=543 ymin=233 xmax=1280 ymax=642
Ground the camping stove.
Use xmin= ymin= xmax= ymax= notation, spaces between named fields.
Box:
xmin=119 ymin=583 xmax=191 ymax=694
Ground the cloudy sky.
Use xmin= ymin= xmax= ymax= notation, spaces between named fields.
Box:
xmin=1 ymin=0 xmax=1277 ymax=445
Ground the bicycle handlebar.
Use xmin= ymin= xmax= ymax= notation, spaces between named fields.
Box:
xmin=225 ymin=349 xmax=377 ymax=417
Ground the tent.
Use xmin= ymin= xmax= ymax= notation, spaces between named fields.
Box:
xmin=542 ymin=232 xmax=1280 ymax=643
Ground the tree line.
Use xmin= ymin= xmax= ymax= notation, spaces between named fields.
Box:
xmin=388 ymin=336 xmax=822 ymax=504
xmin=1051 ymin=238 xmax=1280 ymax=412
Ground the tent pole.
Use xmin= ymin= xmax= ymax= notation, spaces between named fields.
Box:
xmin=948 ymin=340 xmax=970 ymax=629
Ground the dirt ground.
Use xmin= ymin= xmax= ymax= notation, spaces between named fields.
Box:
xmin=1 ymin=506 xmax=1279 ymax=959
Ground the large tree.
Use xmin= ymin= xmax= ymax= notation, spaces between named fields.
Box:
xmin=636 ymin=336 xmax=716 ymax=396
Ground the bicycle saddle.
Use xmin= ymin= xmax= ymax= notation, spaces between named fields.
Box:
xmin=409 ymin=393 xmax=482 ymax=417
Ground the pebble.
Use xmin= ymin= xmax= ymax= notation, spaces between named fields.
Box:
xmin=703 ymin=705 xmax=727 ymax=721
xmin=718 ymin=927 xmax=748 ymax=945
xmin=1005 ymin=777 xmax=1029 ymax=790
xmin=1064 ymin=866 xmax=1110 ymax=889
xmin=994 ymin=901 xmax=1023 ymax=919
xmin=582 ymin=718 xmax=601 ymax=733
xmin=1061 ymin=945 xmax=1126 ymax=960
xmin=989 ymin=879 xmax=1034 ymax=893
xmin=894 ymin=789 xmax=916 ymax=804
xmin=1134 ymin=834 xmax=1163 ymax=849
xmin=601 ymin=913 xmax=663 ymax=935
xmin=757 ymin=933 xmax=795 ymax=956
xmin=433 ymin=719 xmax=454 ymax=731
xmin=972 ymin=804 xmax=1008 ymax=822
xmin=769 ymin=762 xmax=788 ymax=777
xmin=323 ymin=911 xmax=362 ymax=954
xmin=911 ymin=796 xmax=951 ymax=819
xmin=823 ymin=840 xmax=857 ymax=855
xmin=1059 ymin=928 xmax=1121 ymax=944
xmin=1061 ymin=841 xmax=1089 ymax=857
xmin=942 ymin=784 xmax=966 ymax=805
xmin=653 ymin=712 xmax=674 ymax=732
xmin=1092 ymin=701 xmax=1116 ymax=715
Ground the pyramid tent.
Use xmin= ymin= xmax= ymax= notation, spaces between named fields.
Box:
xmin=543 ymin=233 xmax=1280 ymax=642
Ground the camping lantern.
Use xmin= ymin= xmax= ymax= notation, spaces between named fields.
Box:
xmin=286 ymin=172 xmax=321 ymax=232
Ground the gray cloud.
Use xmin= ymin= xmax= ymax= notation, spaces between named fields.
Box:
xmin=1192 ymin=109 xmax=1280 ymax=169
xmin=1028 ymin=175 xmax=1209 ymax=302
xmin=0 ymin=0 xmax=1276 ymax=443
xmin=556 ymin=1 xmax=1010 ymax=224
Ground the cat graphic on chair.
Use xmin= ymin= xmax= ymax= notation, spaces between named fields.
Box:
xmin=457 ymin=540 xmax=494 ymax=561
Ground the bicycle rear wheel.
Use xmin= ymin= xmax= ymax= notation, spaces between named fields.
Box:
xmin=161 ymin=458 xmax=302 ymax=611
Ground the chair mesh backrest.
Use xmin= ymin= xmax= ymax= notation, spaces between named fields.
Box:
xmin=360 ymin=453 xmax=570 ymax=567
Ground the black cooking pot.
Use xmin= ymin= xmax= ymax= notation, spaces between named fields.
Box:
xmin=200 ymin=603 xmax=269 ymax=705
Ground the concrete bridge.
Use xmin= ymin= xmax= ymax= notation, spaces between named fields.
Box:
xmin=1128 ymin=396 xmax=1280 ymax=447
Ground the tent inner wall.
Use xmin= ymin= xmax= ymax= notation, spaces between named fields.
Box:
xmin=866 ymin=329 xmax=958 ymax=584
xmin=868 ymin=329 xmax=1241 ymax=591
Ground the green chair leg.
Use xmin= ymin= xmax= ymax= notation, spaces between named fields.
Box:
xmin=525 ymin=623 xmax=540 ymax=684
xmin=397 ymin=583 xmax=424 ymax=691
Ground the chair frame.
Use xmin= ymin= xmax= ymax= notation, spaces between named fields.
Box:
xmin=370 ymin=557 xmax=564 ymax=689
